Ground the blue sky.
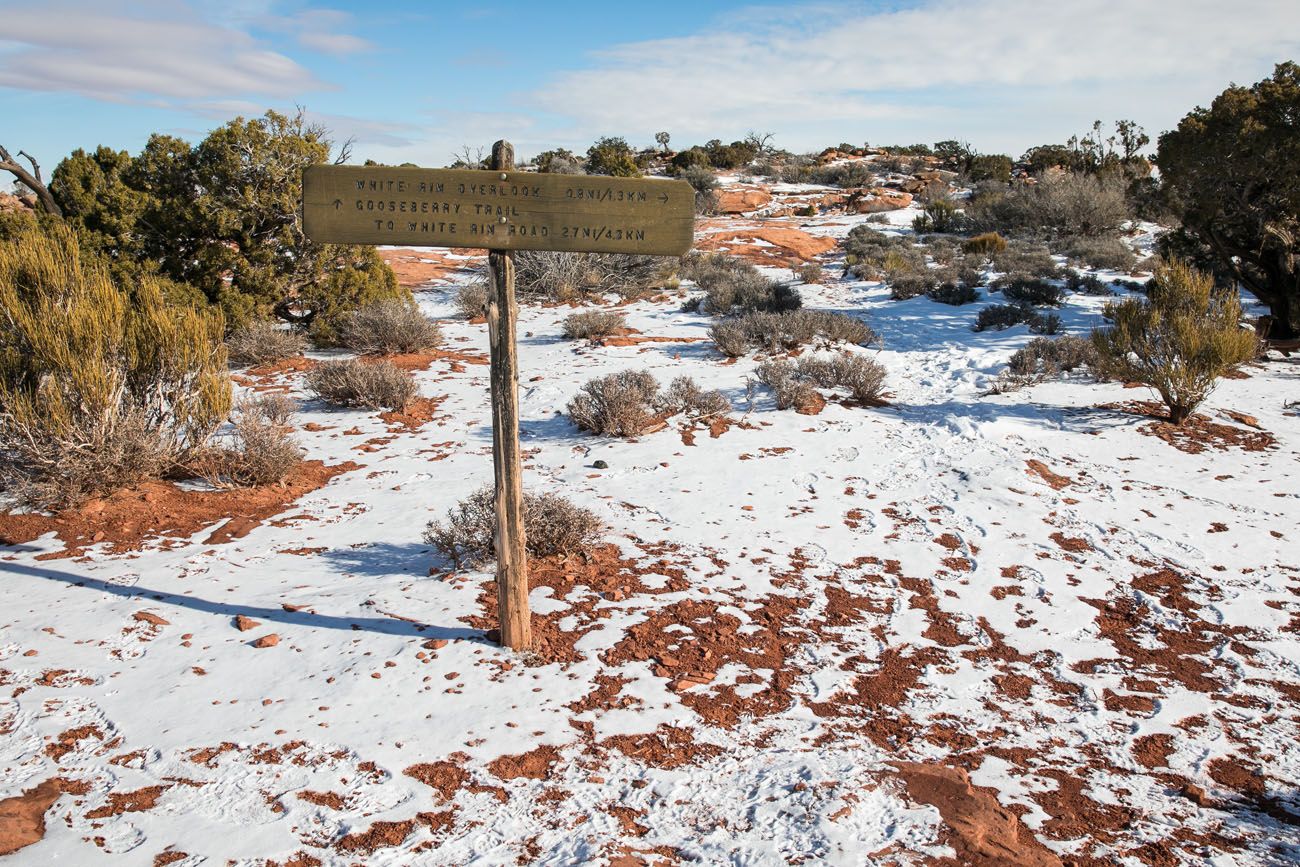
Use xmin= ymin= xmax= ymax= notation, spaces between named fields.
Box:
xmin=3 ymin=0 xmax=1299 ymax=172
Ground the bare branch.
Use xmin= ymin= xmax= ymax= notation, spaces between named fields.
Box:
xmin=0 ymin=142 xmax=61 ymax=217
xmin=16 ymin=150 xmax=43 ymax=183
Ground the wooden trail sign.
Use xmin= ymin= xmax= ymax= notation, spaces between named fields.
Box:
xmin=303 ymin=163 xmax=694 ymax=256
xmin=302 ymin=143 xmax=695 ymax=652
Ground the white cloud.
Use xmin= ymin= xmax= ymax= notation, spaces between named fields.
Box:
xmin=528 ymin=0 xmax=1300 ymax=153
xmin=0 ymin=0 xmax=334 ymax=103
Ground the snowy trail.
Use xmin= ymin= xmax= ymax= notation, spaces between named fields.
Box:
xmin=2 ymin=208 xmax=1300 ymax=865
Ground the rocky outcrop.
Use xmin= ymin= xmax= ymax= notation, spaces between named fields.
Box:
xmin=696 ymin=226 xmax=836 ymax=265
xmin=714 ymin=187 xmax=774 ymax=214
xmin=850 ymin=188 xmax=913 ymax=213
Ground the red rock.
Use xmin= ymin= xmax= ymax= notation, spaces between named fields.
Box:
xmin=714 ymin=187 xmax=774 ymax=214
xmin=422 ymin=639 xmax=448 ymax=650
xmin=852 ymin=188 xmax=913 ymax=213
xmin=133 ymin=611 xmax=169 ymax=626
xmin=252 ymin=634 xmax=279 ymax=648
xmin=234 ymin=615 xmax=260 ymax=632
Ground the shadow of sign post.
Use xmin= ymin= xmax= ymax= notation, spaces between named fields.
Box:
xmin=302 ymin=141 xmax=694 ymax=652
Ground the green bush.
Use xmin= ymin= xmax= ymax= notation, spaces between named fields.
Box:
xmin=889 ymin=273 xmax=938 ymax=300
xmin=671 ymin=147 xmax=711 ymax=172
xmin=704 ymin=139 xmax=759 ymax=169
xmin=1091 ymin=260 xmax=1257 ymax=424
xmin=843 ymin=226 xmax=925 ymax=280
xmin=0 ymin=224 xmax=231 ymax=508
xmin=974 ymin=303 xmax=1036 ymax=332
xmin=966 ymin=154 xmax=1013 ymax=183
xmin=586 ymin=136 xmax=640 ymax=177
xmin=927 ymin=281 xmax=980 ymax=306
xmin=52 ymin=110 xmax=407 ymax=332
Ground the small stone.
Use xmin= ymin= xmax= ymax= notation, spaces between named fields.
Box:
xmin=133 ymin=611 xmax=169 ymax=626
xmin=593 ymin=460 xmax=608 ymax=470
xmin=252 ymin=634 xmax=279 ymax=648
xmin=234 ymin=615 xmax=260 ymax=632
xmin=422 ymin=639 xmax=448 ymax=651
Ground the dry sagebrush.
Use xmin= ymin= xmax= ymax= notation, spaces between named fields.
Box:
xmin=195 ymin=396 xmax=303 ymax=488
xmin=338 ymin=300 xmax=441 ymax=355
xmin=568 ymin=370 xmax=731 ymax=437
xmin=562 ymin=310 xmax=626 ymax=340
xmin=226 ymin=320 xmax=307 ymax=366
xmin=711 ymin=310 xmax=877 ymax=357
xmin=424 ymin=487 xmax=603 ymax=567
xmin=755 ymin=354 xmax=888 ymax=409
xmin=306 ymin=358 xmax=417 ymax=410
xmin=0 ymin=224 xmax=230 ymax=509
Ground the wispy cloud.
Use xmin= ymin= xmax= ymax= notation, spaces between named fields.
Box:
xmin=529 ymin=0 xmax=1300 ymax=152
xmin=0 ymin=0 xmax=341 ymax=103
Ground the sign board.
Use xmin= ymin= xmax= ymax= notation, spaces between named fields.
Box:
xmin=303 ymin=165 xmax=695 ymax=256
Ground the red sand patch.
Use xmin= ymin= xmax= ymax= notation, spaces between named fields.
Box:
xmin=378 ymin=248 xmax=483 ymax=288
xmin=0 ymin=778 xmax=89 ymax=856
xmin=892 ymin=762 xmax=1062 ymax=867
xmin=379 ymin=395 xmax=447 ymax=432
xmin=1026 ymin=459 xmax=1073 ymax=490
xmin=84 ymin=785 xmax=169 ymax=819
xmin=0 ymin=460 xmax=359 ymax=558
xmin=487 ymin=745 xmax=561 ymax=781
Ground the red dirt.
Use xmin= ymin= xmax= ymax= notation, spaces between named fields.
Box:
xmin=378 ymin=248 xmax=483 ymax=287
xmin=379 ymin=395 xmax=447 ymax=432
xmin=600 ymin=725 xmax=722 ymax=770
xmin=487 ymin=745 xmax=561 ymax=781
xmin=0 ymin=778 xmax=89 ymax=856
xmin=1025 ymin=460 xmax=1073 ymax=491
xmin=1100 ymin=401 xmax=1277 ymax=453
xmin=404 ymin=761 xmax=467 ymax=802
xmin=84 ymin=785 xmax=169 ymax=819
xmin=1132 ymin=734 xmax=1175 ymax=769
xmin=0 ymin=460 xmax=359 ymax=558
xmin=892 ymin=762 xmax=1062 ymax=867
xmin=297 ymin=790 xmax=347 ymax=810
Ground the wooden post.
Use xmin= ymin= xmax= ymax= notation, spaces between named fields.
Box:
xmin=485 ymin=139 xmax=532 ymax=652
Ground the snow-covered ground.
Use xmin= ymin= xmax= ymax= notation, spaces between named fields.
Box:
xmin=2 ymin=201 xmax=1299 ymax=866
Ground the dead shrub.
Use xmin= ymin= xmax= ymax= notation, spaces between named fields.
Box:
xmin=991 ymin=241 xmax=1061 ymax=280
xmin=755 ymin=353 xmax=887 ymax=408
xmin=562 ymin=310 xmax=626 ymax=340
xmin=567 ymin=370 xmax=660 ymax=436
xmin=842 ymin=227 xmax=925 ymax=280
xmin=567 ymin=370 xmax=729 ymax=436
xmin=424 ymin=487 xmax=603 ymax=567
xmin=796 ymin=354 xmax=888 ymax=404
xmin=454 ymin=282 xmax=491 ymax=319
xmin=339 ymin=299 xmax=441 ymax=355
xmin=889 ymin=273 xmax=938 ymax=300
xmin=511 ymin=251 xmax=669 ymax=302
xmin=226 ymin=321 xmax=307 ymax=366
xmin=680 ymin=252 xmax=801 ymax=314
xmin=196 ymin=407 xmax=303 ymax=489
xmin=306 ymin=359 xmax=417 ymax=410
xmin=710 ymin=310 xmax=877 ymax=357
xmin=927 ymin=280 xmax=981 ymax=306
xmin=656 ymin=376 xmax=731 ymax=419
xmin=794 ymin=262 xmax=825 ymax=284
xmin=990 ymin=335 xmax=1097 ymax=393
xmin=239 ymin=392 xmax=297 ymax=426
xmin=1052 ymin=235 xmax=1136 ymax=272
